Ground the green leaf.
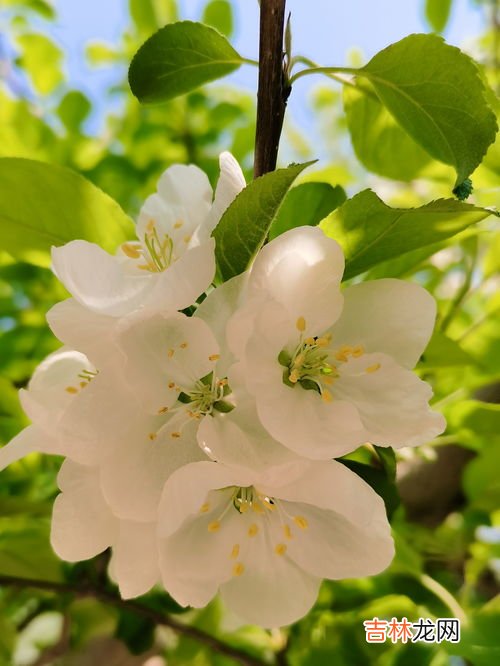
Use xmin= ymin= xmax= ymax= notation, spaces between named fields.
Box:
xmin=0 ymin=158 xmax=134 ymax=266
xmin=320 ymin=189 xmax=496 ymax=280
xmin=425 ymin=0 xmax=453 ymax=33
xmin=343 ymin=83 xmax=431 ymax=181
xmin=0 ymin=519 xmax=62 ymax=582
xmin=269 ymin=182 xmax=346 ymax=240
xmin=57 ymin=91 xmax=91 ymax=132
xmin=202 ymin=0 xmax=233 ymax=37
xmin=420 ymin=330 xmax=477 ymax=367
xmin=4 ymin=0 xmax=55 ymax=20
xmin=115 ymin=609 xmax=155 ymax=655
xmin=213 ymin=162 xmax=313 ymax=281
xmin=129 ymin=21 xmax=243 ymax=104
xmin=17 ymin=33 xmax=63 ymax=94
xmin=360 ymin=34 xmax=498 ymax=184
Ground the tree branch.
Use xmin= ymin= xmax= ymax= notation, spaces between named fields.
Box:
xmin=0 ymin=575 xmax=267 ymax=666
xmin=253 ymin=0 xmax=290 ymax=178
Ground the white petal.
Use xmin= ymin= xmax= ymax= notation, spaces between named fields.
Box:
xmin=51 ymin=461 xmax=117 ymax=561
xmin=119 ymin=313 xmax=219 ymax=414
xmin=220 ymin=517 xmax=320 ymax=628
xmin=100 ymin=420 xmax=207 ymax=522
xmin=159 ymin=497 xmax=244 ymax=608
xmin=156 ymin=164 xmax=212 ymax=221
xmin=145 ymin=239 xmax=216 ymax=312
xmin=46 ymin=299 xmax=115 ymax=368
xmin=110 ymin=521 xmax=159 ymax=599
xmin=158 ymin=461 xmax=254 ymax=539
xmin=195 ymin=272 xmax=248 ymax=375
xmin=198 ymin=401 xmax=300 ymax=471
xmin=0 ymin=425 xmax=60 ymax=471
xmin=333 ymin=353 xmax=446 ymax=448
xmin=330 ymin=279 xmax=437 ymax=368
xmin=52 ymin=241 xmax=150 ymax=317
xmin=248 ymin=226 xmax=344 ymax=334
xmin=206 ymin=151 xmax=246 ymax=234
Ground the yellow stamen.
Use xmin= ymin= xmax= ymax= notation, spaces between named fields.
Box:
xmin=296 ymin=316 xmax=306 ymax=332
xmin=65 ymin=386 xmax=78 ymax=394
xmin=322 ymin=389 xmax=333 ymax=403
xmin=121 ymin=243 xmax=141 ymax=259
xmin=148 ymin=432 xmax=157 ymax=441
xmin=230 ymin=544 xmax=240 ymax=559
xmin=174 ymin=220 xmax=183 ymax=229
xmin=208 ymin=521 xmax=220 ymax=533
xmin=316 ymin=336 xmax=330 ymax=348
xmin=304 ymin=337 xmax=316 ymax=346
xmin=180 ymin=342 xmax=188 ymax=349
xmin=289 ymin=369 xmax=300 ymax=383
xmin=275 ymin=543 xmax=287 ymax=556
xmin=294 ymin=353 xmax=305 ymax=367
xmin=158 ymin=406 xmax=169 ymax=414
xmin=294 ymin=516 xmax=309 ymax=530
xmin=183 ymin=234 xmax=192 ymax=244
xmin=79 ymin=381 xmax=88 ymax=389
xmin=171 ymin=432 xmax=181 ymax=439
xmin=232 ymin=562 xmax=245 ymax=576
xmin=248 ymin=523 xmax=259 ymax=537
xmin=168 ymin=382 xmax=176 ymax=389
xmin=200 ymin=502 xmax=210 ymax=514
xmin=283 ymin=524 xmax=293 ymax=540
xmin=252 ymin=501 xmax=265 ymax=515
xmin=239 ymin=503 xmax=249 ymax=513
xmin=218 ymin=379 xmax=228 ymax=387
xmin=366 ymin=363 xmax=381 ymax=374
xmin=262 ymin=498 xmax=276 ymax=511
xmin=352 ymin=345 xmax=365 ymax=357
xmin=209 ymin=354 xmax=220 ymax=361
xmin=167 ymin=349 xmax=175 ymax=358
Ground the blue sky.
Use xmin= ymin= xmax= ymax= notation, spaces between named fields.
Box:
xmin=47 ymin=0 xmax=485 ymax=138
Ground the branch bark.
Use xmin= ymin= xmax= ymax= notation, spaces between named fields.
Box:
xmin=0 ymin=575 xmax=267 ymax=666
xmin=253 ymin=0 xmax=290 ymax=178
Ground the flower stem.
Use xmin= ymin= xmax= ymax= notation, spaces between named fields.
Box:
xmin=0 ymin=574 xmax=268 ymax=666
xmin=253 ymin=0 xmax=290 ymax=178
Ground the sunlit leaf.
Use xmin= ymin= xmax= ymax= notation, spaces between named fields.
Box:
xmin=17 ymin=33 xmax=63 ymax=94
xmin=129 ymin=21 xmax=244 ymax=104
xmin=425 ymin=0 xmax=453 ymax=33
xmin=360 ymin=34 xmax=498 ymax=184
xmin=0 ymin=159 xmax=134 ymax=266
xmin=321 ymin=189 xmax=497 ymax=279
xmin=202 ymin=0 xmax=233 ymax=37
xmin=213 ymin=162 xmax=313 ymax=281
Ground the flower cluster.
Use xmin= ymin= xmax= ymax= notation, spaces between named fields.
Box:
xmin=0 ymin=153 xmax=445 ymax=627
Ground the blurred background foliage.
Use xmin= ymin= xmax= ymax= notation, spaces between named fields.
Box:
xmin=0 ymin=0 xmax=499 ymax=664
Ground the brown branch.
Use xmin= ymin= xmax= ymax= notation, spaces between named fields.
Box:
xmin=253 ymin=0 xmax=290 ymax=178
xmin=0 ymin=575 xmax=267 ymax=666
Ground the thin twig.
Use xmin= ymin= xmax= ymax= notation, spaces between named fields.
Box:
xmin=0 ymin=575 xmax=268 ymax=666
xmin=253 ymin=0 xmax=290 ymax=177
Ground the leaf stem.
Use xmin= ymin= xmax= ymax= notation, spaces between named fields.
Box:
xmin=418 ymin=573 xmax=467 ymax=624
xmin=0 ymin=575 xmax=268 ymax=666
xmin=289 ymin=64 xmax=357 ymax=84
xmin=253 ymin=0 xmax=290 ymax=177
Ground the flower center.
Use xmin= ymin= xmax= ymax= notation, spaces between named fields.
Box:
xmin=122 ymin=220 xmax=174 ymax=273
xmin=278 ymin=316 xmax=369 ymax=401
xmin=201 ymin=486 xmax=309 ymax=577
xmin=64 ymin=368 xmax=99 ymax=395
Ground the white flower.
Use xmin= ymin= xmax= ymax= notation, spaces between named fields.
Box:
xmin=52 ymin=460 xmax=158 ymax=599
xmin=201 ymin=226 xmax=445 ymax=459
xmin=157 ymin=458 xmax=394 ymax=627
xmin=48 ymin=152 xmax=245 ymax=356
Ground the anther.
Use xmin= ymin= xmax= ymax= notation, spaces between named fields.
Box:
xmin=174 ymin=220 xmax=183 ymax=229
xmin=283 ymin=524 xmax=293 ymax=540
xmin=200 ymin=502 xmax=210 ymax=513
xmin=170 ymin=432 xmax=181 ymax=439
xmin=230 ymin=544 xmax=240 ymax=559
xmin=168 ymin=382 xmax=176 ymax=389
xmin=65 ymin=386 xmax=78 ymax=394
xmin=232 ymin=562 xmax=245 ymax=576
xmin=294 ymin=516 xmax=309 ymax=529
xmin=208 ymin=521 xmax=220 ymax=532
xmin=248 ymin=523 xmax=259 ymax=537
xmin=208 ymin=354 xmax=220 ymax=361
xmin=366 ymin=363 xmax=381 ymax=373
xmin=352 ymin=345 xmax=364 ymax=357
xmin=183 ymin=234 xmax=192 ymax=244
xmin=321 ymin=389 xmax=333 ymax=403
xmin=289 ymin=369 xmax=300 ymax=383
xmin=180 ymin=342 xmax=188 ymax=349
xmin=296 ymin=316 xmax=306 ymax=332
xmin=148 ymin=432 xmax=157 ymax=441
xmin=158 ymin=406 xmax=169 ymax=414
xmin=167 ymin=349 xmax=175 ymax=358
xmin=275 ymin=543 xmax=287 ymax=556
xmin=79 ymin=382 xmax=88 ymax=389
xmin=121 ymin=243 xmax=141 ymax=259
